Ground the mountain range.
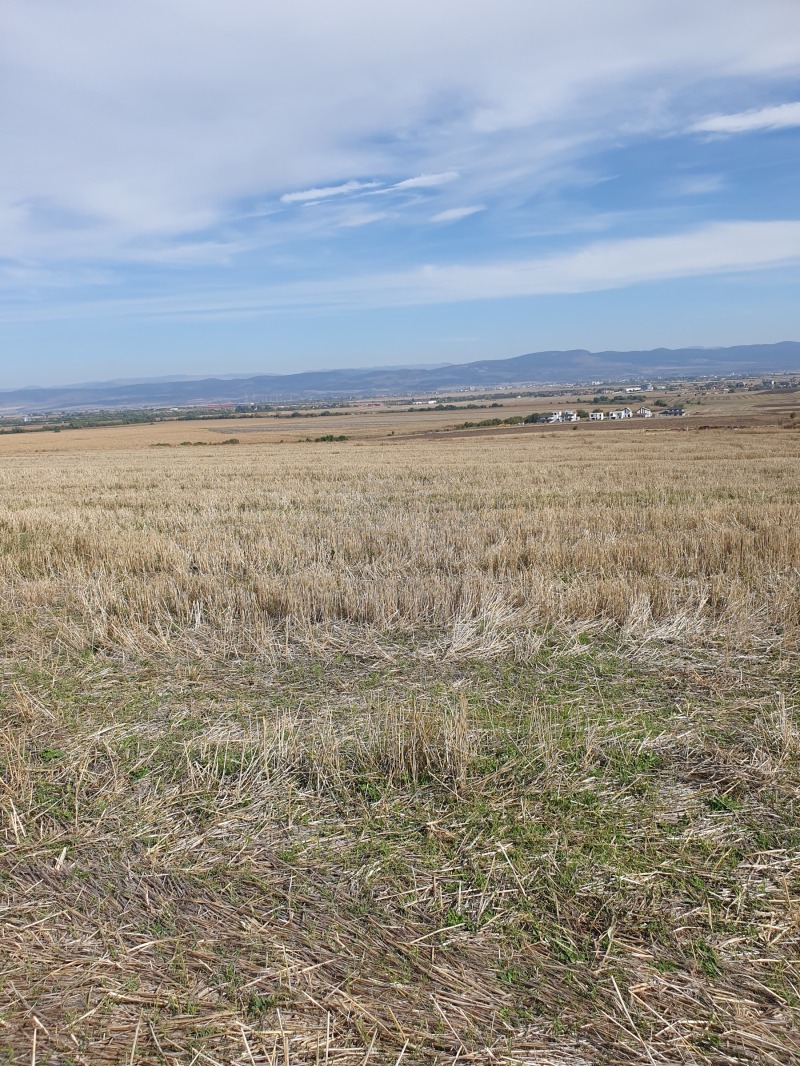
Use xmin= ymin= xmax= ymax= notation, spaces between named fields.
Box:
xmin=2 ymin=342 xmax=799 ymax=413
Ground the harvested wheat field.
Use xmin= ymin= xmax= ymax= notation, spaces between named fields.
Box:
xmin=1 ymin=424 xmax=799 ymax=1065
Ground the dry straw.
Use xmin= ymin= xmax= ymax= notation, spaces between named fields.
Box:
xmin=0 ymin=427 xmax=798 ymax=1063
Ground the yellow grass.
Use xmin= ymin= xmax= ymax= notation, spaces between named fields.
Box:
xmin=1 ymin=428 xmax=798 ymax=646
xmin=1 ymin=424 xmax=799 ymax=1064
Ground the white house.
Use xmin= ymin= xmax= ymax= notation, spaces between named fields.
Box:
xmin=547 ymin=411 xmax=563 ymax=423
xmin=636 ymin=407 xmax=653 ymax=418
xmin=609 ymin=407 xmax=633 ymax=420
xmin=562 ymin=410 xmax=578 ymax=422
xmin=589 ymin=411 xmax=604 ymax=421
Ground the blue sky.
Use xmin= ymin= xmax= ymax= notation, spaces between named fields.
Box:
xmin=1 ymin=0 xmax=800 ymax=386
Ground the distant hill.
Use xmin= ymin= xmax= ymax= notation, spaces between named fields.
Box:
xmin=2 ymin=342 xmax=799 ymax=413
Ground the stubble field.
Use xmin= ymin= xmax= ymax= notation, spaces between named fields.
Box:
xmin=1 ymin=421 xmax=799 ymax=1064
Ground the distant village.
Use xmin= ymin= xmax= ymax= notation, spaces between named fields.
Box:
xmin=546 ymin=405 xmax=685 ymax=423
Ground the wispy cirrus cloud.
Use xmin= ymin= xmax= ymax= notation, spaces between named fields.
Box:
xmin=7 ymin=220 xmax=800 ymax=322
xmin=404 ymin=220 xmax=800 ymax=302
xmin=391 ymin=172 xmax=460 ymax=190
xmin=691 ymin=101 xmax=800 ymax=134
xmin=431 ymin=205 xmax=485 ymax=223
xmin=280 ymin=181 xmax=381 ymax=204
xmin=338 ymin=211 xmax=388 ymax=228
xmin=667 ymin=173 xmax=726 ymax=197
xmin=203 ymin=219 xmax=800 ymax=307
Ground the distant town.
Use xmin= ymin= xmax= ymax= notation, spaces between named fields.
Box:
xmin=0 ymin=371 xmax=797 ymax=437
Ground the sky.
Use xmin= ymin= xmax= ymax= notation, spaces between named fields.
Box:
xmin=1 ymin=1 xmax=800 ymax=386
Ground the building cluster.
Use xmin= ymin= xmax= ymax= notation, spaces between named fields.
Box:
xmin=547 ymin=406 xmax=685 ymax=423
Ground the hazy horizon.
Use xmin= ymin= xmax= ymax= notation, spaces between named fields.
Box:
xmin=2 ymin=340 xmax=798 ymax=398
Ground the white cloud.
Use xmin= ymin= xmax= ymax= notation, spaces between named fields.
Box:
xmin=281 ymin=181 xmax=381 ymax=203
xmin=431 ymin=205 xmax=485 ymax=223
xmin=2 ymin=1 xmax=800 ymax=270
xmin=7 ymin=220 xmax=800 ymax=320
xmin=406 ymin=220 xmax=800 ymax=300
xmin=392 ymin=172 xmax=460 ymax=190
xmin=268 ymin=219 xmax=800 ymax=305
xmin=338 ymin=212 xmax=387 ymax=228
xmin=668 ymin=173 xmax=726 ymax=197
xmin=691 ymin=101 xmax=800 ymax=134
